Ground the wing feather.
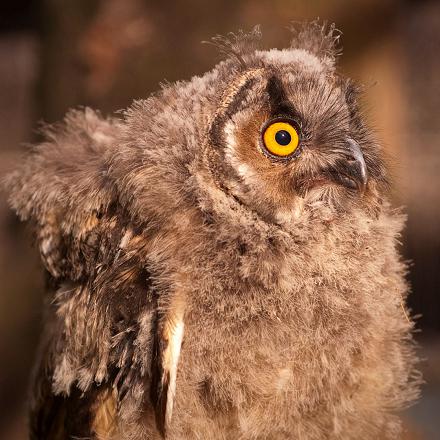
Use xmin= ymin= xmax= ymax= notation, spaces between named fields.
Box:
xmin=6 ymin=108 xmax=186 ymax=438
xmin=153 ymin=303 xmax=186 ymax=437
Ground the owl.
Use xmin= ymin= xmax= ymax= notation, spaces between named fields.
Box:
xmin=5 ymin=22 xmax=419 ymax=440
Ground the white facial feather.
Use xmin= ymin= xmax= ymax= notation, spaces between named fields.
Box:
xmin=257 ymin=48 xmax=325 ymax=72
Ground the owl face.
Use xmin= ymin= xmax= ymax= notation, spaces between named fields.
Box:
xmin=204 ymin=30 xmax=387 ymax=224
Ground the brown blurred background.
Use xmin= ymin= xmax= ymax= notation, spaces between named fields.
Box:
xmin=0 ymin=0 xmax=439 ymax=438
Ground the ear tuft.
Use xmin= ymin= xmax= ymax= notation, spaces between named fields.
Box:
xmin=289 ymin=20 xmax=342 ymax=64
xmin=205 ymin=25 xmax=262 ymax=66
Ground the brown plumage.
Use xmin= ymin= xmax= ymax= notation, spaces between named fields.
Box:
xmin=5 ymin=22 xmax=420 ymax=439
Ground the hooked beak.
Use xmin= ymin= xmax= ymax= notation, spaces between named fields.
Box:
xmin=329 ymin=138 xmax=368 ymax=194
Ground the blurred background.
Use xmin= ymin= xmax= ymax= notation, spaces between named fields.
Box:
xmin=0 ymin=0 xmax=438 ymax=438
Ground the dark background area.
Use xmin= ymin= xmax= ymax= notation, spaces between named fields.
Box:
xmin=0 ymin=0 xmax=439 ymax=438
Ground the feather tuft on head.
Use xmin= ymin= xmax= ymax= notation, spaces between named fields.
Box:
xmin=289 ymin=19 xmax=342 ymax=63
xmin=205 ymin=25 xmax=262 ymax=66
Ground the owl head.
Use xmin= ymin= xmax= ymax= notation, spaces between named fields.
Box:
xmin=191 ymin=22 xmax=388 ymax=226
xmin=114 ymin=22 xmax=389 ymax=230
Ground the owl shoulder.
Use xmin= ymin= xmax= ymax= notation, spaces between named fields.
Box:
xmin=4 ymin=107 xmax=129 ymax=279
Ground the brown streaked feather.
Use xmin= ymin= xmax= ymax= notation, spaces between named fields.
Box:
xmin=92 ymin=387 xmax=118 ymax=440
xmin=30 ymin=372 xmax=97 ymax=440
xmin=38 ymin=211 xmax=63 ymax=278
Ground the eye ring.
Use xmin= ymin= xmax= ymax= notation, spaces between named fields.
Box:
xmin=260 ymin=118 xmax=301 ymax=161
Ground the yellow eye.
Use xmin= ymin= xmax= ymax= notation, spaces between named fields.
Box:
xmin=262 ymin=121 xmax=300 ymax=158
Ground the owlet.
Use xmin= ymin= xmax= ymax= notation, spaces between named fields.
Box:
xmin=5 ymin=22 xmax=420 ymax=440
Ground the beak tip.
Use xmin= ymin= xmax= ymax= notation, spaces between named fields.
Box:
xmin=344 ymin=138 xmax=368 ymax=194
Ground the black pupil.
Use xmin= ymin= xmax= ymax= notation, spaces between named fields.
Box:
xmin=275 ymin=130 xmax=291 ymax=146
